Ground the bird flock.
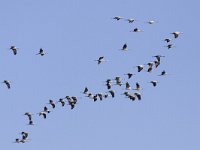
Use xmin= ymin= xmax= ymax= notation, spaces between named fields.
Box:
xmin=4 ymin=16 xmax=182 ymax=143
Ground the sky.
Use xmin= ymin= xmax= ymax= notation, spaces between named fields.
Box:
xmin=0 ymin=0 xmax=200 ymax=149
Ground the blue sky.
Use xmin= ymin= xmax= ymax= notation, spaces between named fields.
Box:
xmin=0 ymin=0 xmax=200 ymax=149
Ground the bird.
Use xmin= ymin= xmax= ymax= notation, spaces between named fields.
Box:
xmin=134 ymin=92 xmax=142 ymax=100
xmin=97 ymin=93 xmax=103 ymax=100
xmin=149 ymin=80 xmax=158 ymax=87
xmin=43 ymin=106 xmax=50 ymax=113
xmin=134 ymin=82 xmax=142 ymax=91
xmin=128 ymin=94 xmax=136 ymax=101
xmin=93 ymin=94 xmax=98 ymax=102
xmin=15 ymin=138 xmax=22 ymax=143
xmin=146 ymin=62 xmax=154 ymax=72
xmin=146 ymin=20 xmax=158 ymax=24
xmin=104 ymin=93 xmax=109 ymax=98
xmin=36 ymin=48 xmax=46 ymax=56
xmin=2 ymin=80 xmax=11 ymax=89
xmin=158 ymin=70 xmax=167 ymax=76
xmin=86 ymin=93 xmax=94 ymax=99
xmin=125 ymin=18 xmax=136 ymax=23
xmin=105 ymin=79 xmax=112 ymax=89
xmin=65 ymin=96 xmax=72 ymax=101
xmin=131 ymin=28 xmax=143 ymax=32
xmin=125 ymin=82 xmax=131 ymax=90
xmin=28 ymin=120 xmax=35 ymax=125
xmin=106 ymin=82 xmax=112 ymax=89
xmin=108 ymin=90 xmax=115 ymax=98
xmin=10 ymin=46 xmax=17 ymax=55
xmin=166 ymin=44 xmax=174 ymax=49
xmin=95 ymin=56 xmax=106 ymax=65
xmin=121 ymin=43 xmax=128 ymax=51
xmin=124 ymin=73 xmax=134 ymax=79
xmin=153 ymin=55 xmax=165 ymax=62
xmin=113 ymin=76 xmax=123 ymax=86
xmin=67 ymin=98 xmax=76 ymax=109
xmin=123 ymin=91 xmax=130 ymax=97
xmin=71 ymin=96 xmax=78 ymax=104
xmin=24 ymin=112 xmax=33 ymax=121
xmin=113 ymin=16 xmax=123 ymax=20
xmin=21 ymin=132 xmax=29 ymax=140
xmin=38 ymin=111 xmax=47 ymax=119
xmin=154 ymin=60 xmax=160 ymax=68
xmin=48 ymin=99 xmax=56 ymax=108
xmin=171 ymin=31 xmax=182 ymax=38
xmin=14 ymin=138 xmax=28 ymax=143
xmin=164 ymin=38 xmax=171 ymax=43
xmin=83 ymin=87 xmax=89 ymax=94
xmin=135 ymin=65 xmax=144 ymax=72
xmin=58 ymin=98 xmax=65 ymax=107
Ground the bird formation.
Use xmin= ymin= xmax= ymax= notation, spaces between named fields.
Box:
xmin=4 ymin=16 xmax=182 ymax=143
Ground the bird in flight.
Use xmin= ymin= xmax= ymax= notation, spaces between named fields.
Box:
xmin=36 ymin=48 xmax=46 ymax=56
xmin=149 ymin=80 xmax=158 ymax=87
xmin=10 ymin=46 xmax=17 ymax=55
xmin=112 ymin=16 xmax=124 ymax=20
xmin=124 ymin=73 xmax=134 ymax=79
xmin=95 ymin=56 xmax=107 ymax=65
xmin=131 ymin=28 xmax=143 ymax=32
xmin=125 ymin=18 xmax=136 ymax=23
xmin=2 ymin=80 xmax=11 ymax=89
xmin=171 ymin=31 xmax=182 ymax=38
xmin=121 ymin=43 xmax=128 ymax=51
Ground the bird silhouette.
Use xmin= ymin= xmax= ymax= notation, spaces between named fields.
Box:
xmin=2 ymin=80 xmax=11 ymax=89
xmin=10 ymin=46 xmax=17 ymax=55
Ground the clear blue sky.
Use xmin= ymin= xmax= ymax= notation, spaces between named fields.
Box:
xmin=0 ymin=0 xmax=200 ymax=149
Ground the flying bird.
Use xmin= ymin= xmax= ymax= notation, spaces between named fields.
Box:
xmin=124 ymin=73 xmax=134 ymax=79
xmin=93 ymin=94 xmax=98 ymax=102
xmin=164 ymin=38 xmax=171 ymax=43
xmin=134 ymin=92 xmax=142 ymax=100
xmin=24 ymin=112 xmax=33 ymax=121
xmin=48 ymin=99 xmax=56 ymax=108
xmin=135 ymin=65 xmax=144 ymax=72
xmin=171 ymin=31 xmax=182 ymax=38
xmin=154 ymin=60 xmax=160 ymax=68
xmin=146 ymin=62 xmax=154 ymax=72
xmin=125 ymin=18 xmax=136 ymax=23
xmin=149 ymin=80 xmax=158 ymax=87
xmin=125 ymin=82 xmax=132 ymax=90
xmin=58 ymin=98 xmax=65 ymax=107
xmin=153 ymin=55 xmax=165 ymax=62
xmin=134 ymin=82 xmax=142 ymax=91
xmin=83 ymin=87 xmax=89 ymax=94
xmin=36 ymin=48 xmax=46 ymax=56
xmin=97 ymin=93 xmax=103 ymax=100
xmin=71 ymin=96 xmax=78 ymax=104
xmin=113 ymin=16 xmax=123 ymax=20
xmin=131 ymin=28 xmax=143 ymax=32
xmin=28 ymin=120 xmax=35 ymax=125
xmin=114 ymin=76 xmax=123 ymax=86
xmin=21 ymin=132 xmax=29 ymax=140
xmin=109 ymin=90 xmax=115 ymax=98
xmin=121 ymin=43 xmax=128 ymax=51
xmin=10 ymin=46 xmax=17 ymax=55
xmin=2 ymin=80 xmax=11 ymax=89
xmin=158 ymin=70 xmax=167 ymax=76
xmin=67 ymin=99 xmax=76 ymax=109
xmin=146 ymin=20 xmax=158 ymax=24
xmin=38 ymin=111 xmax=47 ymax=119
xmin=95 ymin=56 xmax=106 ymax=65
xmin=43 ymin=106 xmax=50 ymax=113
xmin=105 ymin=79 xmax=112 ymax=89
xmin=166 ymin=44 xmax=174 ymax=49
